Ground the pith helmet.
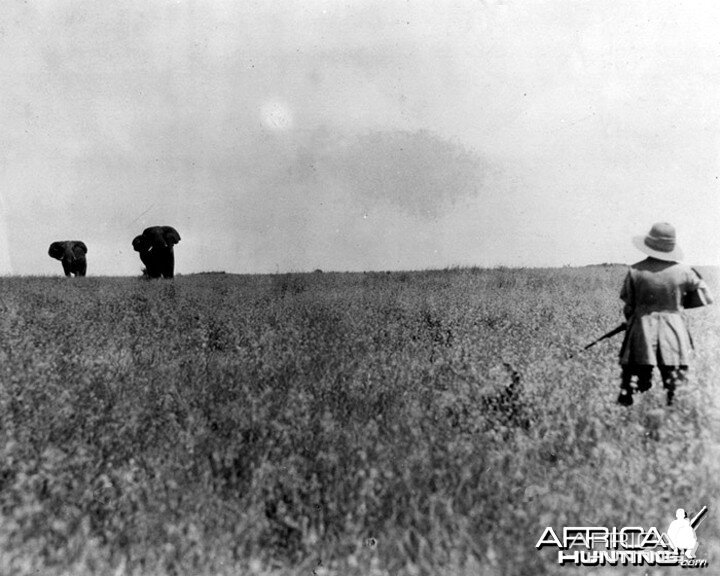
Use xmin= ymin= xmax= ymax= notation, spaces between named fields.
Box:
xmin=632 ymin=222 xmax=684 ymax=262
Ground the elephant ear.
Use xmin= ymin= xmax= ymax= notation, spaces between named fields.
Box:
xmin=48 ymin=242 xmax=64 ymax=260
xmin=73 ymin=241 xmax=88 ymax=255
xmin=163 ymin=227 xmax=181 ymax=245
xmin=132 ymin=235 xmax=147 ymax=252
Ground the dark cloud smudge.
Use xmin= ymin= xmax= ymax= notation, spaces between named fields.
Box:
xmin=281 ymin=129 xmax=487 ymax=219
xmin=328 ymin=130 xmax=485 ymax=218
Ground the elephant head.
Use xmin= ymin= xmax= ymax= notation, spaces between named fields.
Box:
xmin=48 ymin=240 xmax=88 ymax=277
xmin=132 ymin=226 xmax=180 ymax=279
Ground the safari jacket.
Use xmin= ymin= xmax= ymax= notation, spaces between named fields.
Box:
xmin=619 ymin=258 xmax=706 ymax=367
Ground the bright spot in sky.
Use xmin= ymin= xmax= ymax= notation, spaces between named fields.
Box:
xmin=260 ymin=100 xmax=293 ymax=131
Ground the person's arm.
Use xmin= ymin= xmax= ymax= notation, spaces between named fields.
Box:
xmin=620 ymin=270 xmax=635 ymax=320
xmin=684 ymin=268 xmax=714 ymax=308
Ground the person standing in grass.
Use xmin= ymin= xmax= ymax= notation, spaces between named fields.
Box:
xmin=617 ymin=222 xmax=713 ymax=407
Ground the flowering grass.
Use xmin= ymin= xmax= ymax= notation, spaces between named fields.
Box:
xmin=0 ymin=266 xmax=718 ymax=575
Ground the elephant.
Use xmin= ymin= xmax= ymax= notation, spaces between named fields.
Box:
xmin=132 ymin=226 xmax=181 ymax=279
xmin=48 ymin=241 xmax=87 ymax=277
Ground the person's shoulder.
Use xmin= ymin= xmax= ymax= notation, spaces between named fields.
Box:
xmin=674 ymin=262 xmax=695 ymax=273
xmin=666 ymin=262 xmax=696 ymax=278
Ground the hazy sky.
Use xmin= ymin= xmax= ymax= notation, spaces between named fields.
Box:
xmin=2 ymin=0 xmax=720 ymax=275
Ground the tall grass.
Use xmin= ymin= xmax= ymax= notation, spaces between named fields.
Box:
xmin=0 ymin=267 xmax=717 ymax=575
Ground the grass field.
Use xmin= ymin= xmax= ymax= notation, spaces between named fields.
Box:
xmin=0 ymin=266 xmax=718 ymax=576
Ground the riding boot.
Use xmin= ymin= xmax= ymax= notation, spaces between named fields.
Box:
xmin=617 ymin=388 xmax=633 ymax=406
xmin=618 ymin=367 xmax=634 ymax=406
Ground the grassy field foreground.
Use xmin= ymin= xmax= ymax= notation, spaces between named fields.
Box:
xmin=0 ymin=267 xmax=718 ymax=576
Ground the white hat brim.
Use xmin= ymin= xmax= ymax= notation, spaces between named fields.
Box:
xmin=632 ymin=235 xmax=683 ymax=262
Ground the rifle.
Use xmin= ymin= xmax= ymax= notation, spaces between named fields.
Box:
xmin=583 ymin=322 xmax=627 ymax=350
xmin=568 ymin=322 xmax=627 ymax=358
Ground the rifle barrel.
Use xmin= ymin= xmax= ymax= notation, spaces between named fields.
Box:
xmin=690 ymin=506 xmax=708 ymax=529
xmin=582 ymin=323 xmax=627 ymax=350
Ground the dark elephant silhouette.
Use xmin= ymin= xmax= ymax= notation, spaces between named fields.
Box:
xmin=48 ymin=241 xmax=87 ymax=277
xmin=132 ymin=226 xmax=181 ymax=279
